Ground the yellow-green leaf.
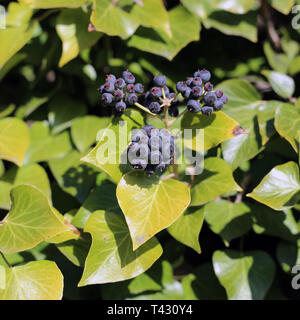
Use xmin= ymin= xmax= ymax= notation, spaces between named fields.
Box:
xmin=19 ymin=0 xmax=88 ymax=8
xmin=116 ymin=171 xmax=191 ymax=250
xmin=78 ymin=210 xmax=162 ymax=286
xmin=0 ymin=185 xmax=71 ymax=253
xmin=0 ymin=117 xmax=30 ymax=166
xmin=0 ymin=260 xmax=63 ymax=300
xmin=181 ymin=111 xmax=240 ymax=152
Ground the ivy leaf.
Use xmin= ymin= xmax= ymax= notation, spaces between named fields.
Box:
xmin=213 ymin=250 xmax=276 ymax=300
xmin=56 ymin=8 xmax=102 ymax=67
xmin=263 ymin=41 xmax=291 ymax=74
xmin=247 ymin=162 xmax=300 ymax=211
xmin=78 ymin=210 xmax=162 ymax=286
xmin=276 ymin=240 xmax=300 ymax=273
xmin=71 ymin=115 xmax=111 ymax=153
xmin=0 ymin=266 xmax=5 ymax=290
xmin=0 ymin=163 xmax=52 ymax=210
xmin=167 ymin=206 xmax=204 ymax=253
xmin=91 ymin=0 xmax=139 ymax=40
xmin=128 ymin=6 xmax=200 ymax=60
xmin=24 ymin=121 xmax=72 ymax=164
xmin=131 ymin=0 xmax=171 ymax=37
xmin=0 ymin=185 xmax=71 ymax=254
xmin=204 ymin=200 xmax=252 ymax=244
xmin=72 ymin=183 xmax=119 ymax=229
xmin=116 ymin=171 xmax=191 ymax=250
xmin=19 ymin=0 xmax=88 ymax=8
xmin=0 ymin=3 xmax=36 ymax=68
xmin=268 ymin=0 xmax=296 ymax=14
xmin=48 ymin=94 xmax=87 ymax=134
xmin=190 ymin=157 xmax=241 ymax=206
xmin=181 ymin=111 xmax=240 ymax=152
xmin=257 ymin=101 xmax=287 ymax=145
xmin=0 ymin=117 xmax=30 ymax=166
xmin=262 ymin=70 xmax=295 ymax=99
xmin=217 ymin=79 xmax=263 ymax=170
xmin=213 ymin=0 xmax=257 ymax=14
xmin=0 ymin=260 xmax=63 ymax=300
xmin=275 ymin=103 xmax=300 ymax=153
xmin=81 ymin=109 xmax=144 ymax=184
xmin=49 ymin=150 xmax=99 ymax=203
xmin=251 ymin=205 xmax=299 ymax=242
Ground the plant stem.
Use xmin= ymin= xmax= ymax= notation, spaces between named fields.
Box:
xmin=134 ymin=102 xmax=162 ymax=120
xmin=164 ymin=106 xmax=169 ymax=129
xmin=0 ymin=251 xmax=12 ymax=268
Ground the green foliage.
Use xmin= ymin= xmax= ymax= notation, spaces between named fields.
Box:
xmin=0 ymin=0 xmax=299 ymax=301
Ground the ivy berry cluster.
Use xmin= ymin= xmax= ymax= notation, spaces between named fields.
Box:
xmin=128 ymin=125 xmax=175 ymax=175
xmin=98 ymin=70 xmax=144 ymax=116
xmin=176 ymin=69 xmax=228 ymax=115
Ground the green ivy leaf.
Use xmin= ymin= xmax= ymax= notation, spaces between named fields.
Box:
xmin=49 ymin=150 xmax=99 ymax=203
xmin=0 ymin=3 xmax=36 ymax=68
xmin=81 ymin=109 xmax=144 ymax=184
xmin=275 ymin=103 xmax=300 ymax=153
xmin=56 ymin=8 xmax=102 ymax=67
xmin=131 ymin=0 xmax=171 ymax=37
xmin=217 ymin=79 xmax=263 ymax=170
xmin=78 ymin=210 xmax=162 ymax=286
xmin=0 ymin=117 xmax=30 ymax=166
xmin=0 ymin=185 xmax=71 ymax=253
xmin=190 ymin=157 xmax=241 ymax=206
xmin=268 ymin=0 xmax=295 ymax=14
xmin=116 ymin=171 xmax=191 ymax=250
xmin=263 ymin=41 xmax=291 ymax=74
xmin=72 ymin=183 xmax=119 ymax=229
xmin=48 ymin=94 xmax=87 ymax=134
xmin=128 ymin=6 xmax=200 ymax=60
xmin=19 ymin=0 xmax=88 ymax=8
xmin=0 ymin=266 xmax=5 ymax=290
xmin=15 ymin=96 xmax=49 ymax=119
xmin=257 ymin=101 xmax=287 ymax=145
xmin=247 ymin=162 xmax=300 ymax=211
xmin=24 ymin=121 xmax=72 ymax=164
xmin=0 ymin=260 xmax=63 ymax=300
xmin=276 ymin=240 xmax=300 ymax=273
xmin=204 ymin=200 xmax=252 ymax=244
xmin=91 ymin=0 xmax=139 ymax=40
xmin=213 ymin=250 xmax=276 ymax=300
xmin=181 ymin=111 xmax=240 ymax=152
xmin=167 ymin=206 xmax=204 ymax=253
xmin=262 ymin=70 xmax=295 ymax=99
xmin=251 ymin=205 xmax=299 ymax=242
xmin=0 ymin=163 xmax=52 ymax=210
xmin=71 ymin=115 xmax=111 ymax=153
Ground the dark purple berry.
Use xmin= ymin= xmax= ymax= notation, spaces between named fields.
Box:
xmin=202 ymin=106 xmax=214 ymax=116
xmin=123 ymin=70 xmax=135 ymax=84
xmin=204 ymin=82 xmax=213 ymax=92
xmin=106 ymin=74 xmax=116 ymax=83
xmin=153 ymin=75 xmax=167 ymax=87
xmin=192 ymin=86 xmax=203 ymax=98
xmin=215 ymin=89 xmax=224 ymax=98
xmin=198 ymin=69 xmax=211 ymax=82
xmin=214 ymin=99 xmax=224 ymax=111
xmin=163 ymin=86 xmax=170 ymax=97
xmin=115 ymin=101 xmax=126 ymax=112
xmin=115 ymin=78 xmax=126 ymax=89
xmin=127 ymin=93 xmax=138 ymax=105
xmin=150 ymin=87 xmax=162 ymax=98
xmin=176 ymin=81 xmax=187 ymax=93
xmin=186 ymin=77 xmax=193 ymax=86
xmin=168 ymin=92 xmax=178 ymax=103
xmin=101 ymin=93 xmax=113 ymax=104
xmin=134 ymin=83 xmax=144 ymax=94
xmin=192 ymin=77 xmax=202 ymax=87
xmin=183 ymin=87 xmax=192 ymax=99
xmin=98 ymin=85 xmax=105 ymax=93
xmin=168 ymin=105 xmax=179 ymax=117
xmin=143 ymin=125 xmax=155 ymax=137
xmin=103 ymin=81 xmax=114 ymax=92
xmin=220 ymin=94 xmax=228 ymax=104
xmin=204 ymin=92 xmax=217 ymax=105
xmin=127 ymin=84 xmax=135 ymax=93
xmin=187 ymin=99 xmax=201 ymax=113
xmin=114 ymin=89 xmax=124 ymax=100
xmin=149 ymin=102 xmax=161 ymax=114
